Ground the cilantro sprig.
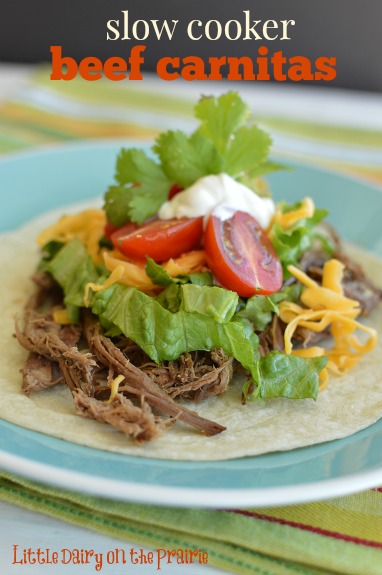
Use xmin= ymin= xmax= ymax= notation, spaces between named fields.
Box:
xmin=104 ymin=92 xmax=282 ymax=226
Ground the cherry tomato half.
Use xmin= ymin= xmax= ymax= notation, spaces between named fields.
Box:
xmin=109 ymin=221 xmax=138 ymax=245
xmin=204 ymin=211 xmax=283 ymax=297
xmin=111 ymin=217 xmax=204 ymax=262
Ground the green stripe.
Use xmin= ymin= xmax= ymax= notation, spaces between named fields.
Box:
xmin=258 ymin=116 xmax=382 ymax=148
xmin=32 ymin=67 xmax=194 ymax=118
xmin=0 ymin=112 xmax=78 ymax=141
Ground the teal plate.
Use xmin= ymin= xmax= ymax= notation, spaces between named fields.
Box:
xmin=1 ymin=141 xmax=382 ymax=508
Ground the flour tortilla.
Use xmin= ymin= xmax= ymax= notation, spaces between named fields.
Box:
xmin=1 ymin=203 xmax=382 ymax=461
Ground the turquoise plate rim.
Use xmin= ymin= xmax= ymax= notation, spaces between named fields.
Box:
xmin=1 ymin=140 xmax=382 ymax=508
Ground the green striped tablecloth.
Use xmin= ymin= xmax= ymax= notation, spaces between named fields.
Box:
xmin=1 ymin=66 xmax=382 ymax=575
xmin=1 ymin=66 xmax=382 ymax=186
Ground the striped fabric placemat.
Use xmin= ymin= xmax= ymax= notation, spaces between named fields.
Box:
xmin=1 ymin=65 xmax=382 ymax=575
xmin=1 ymin=470 xmax=382 ymax=575
xmin=1 ymin=66 xmax=382 ymax=186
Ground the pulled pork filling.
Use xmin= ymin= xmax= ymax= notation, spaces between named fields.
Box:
xmin=15 ymin=239 xmax=382 ymax=443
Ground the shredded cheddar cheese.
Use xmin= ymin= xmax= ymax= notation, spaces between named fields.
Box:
xmin=37 ymin=209 xmax=106 ymax=264
xmin=84 ymin=265 xmax=126 ymax=307
xmin=83 ymin=249 xmax=208 ymax=303
xmin=272 ymin=197 xmax=315 ymax=230
xmin=279 ymin=259 xmax=378 ymax=384
xmin=162 ymin=250 xmax=208 ymax=277
xmin=52 ymin=308 xmax=72 ymax=325
xmin=107 ymin=375 xmax=125 ymax=404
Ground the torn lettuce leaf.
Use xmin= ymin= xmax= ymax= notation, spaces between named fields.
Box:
xmin=243 ymin=351 xmax=327 ymax=401
xmin=180 ymin=284 xmax=239 ymax=323
xmin=235 ymin=284 xmax=302 ymax=332
xmin=92 ymin=284 xmax=327 ymax=400
xmin=145 ymin=257 xmax=187 ymax=287
xmin=145 ymin=266 xmax=239 ymax=323
xmin=155 ymin=283 xmax=182 ymax=313
xmin=46 ymin=238 xmax=99 ymax=320
xmin=269 ymin=202 xmax=330 ymax=276
xmin=93 ymin=283 xmax=260 ymax=374
xmin=145 ymin=257 xmax=213 ymax=287
xmin=43 ymin=239 xmax=327 ymax=402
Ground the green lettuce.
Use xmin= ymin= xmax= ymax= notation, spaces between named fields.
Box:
xmin=243 ymin=351 xmax=327 ymax=401
xmin=180 ymin=284 xmax=238 ymax=323
xmin=234 ymin=285 xmax=301 ymax=332
xmin=92 ymin=284 xmax=260 ymax=374
xmin=145 ymin=257 xmax=213 ymax=287
xmin=42 ymin=241 xmax=326 ymax=402
xmin=155 ymin=283 xmax=182 ymax=313
xmin=46 ymin=238 xmax=99 ymax=321
xmin=269 ymin=201 xmax=332 ymax=276
xmin=91 ymin=284 xmax=325 ymax=400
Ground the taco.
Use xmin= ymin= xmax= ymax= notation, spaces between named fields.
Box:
xmin=3 ymin=92 xmax=382 ymax=461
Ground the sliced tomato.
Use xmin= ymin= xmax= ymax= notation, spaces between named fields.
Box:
xmin=168 ymin=183 xmax=184 ymax=200
xmin=204 ymin=211 xmax=283 ymax=297
xmin=111 ymin=217 xmax=204 ymax=262
xmin=109 ymin=221 xmax=138 ymax=245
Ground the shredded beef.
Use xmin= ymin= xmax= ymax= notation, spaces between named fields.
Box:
xmin=22 ymin=352 xmax=62 ymax=395
xmin=83 ymin=313 xmax=226 ymax=436
xmin=258 ymin=315 xmax=285 ymax=356
xmin=16 ymin=289 xmax=227 ymax=440
xmin=299 ymin=240 xmax=382 ymax=317
xmin=73 ymin=389 xmax=169 ymax=442
xmin=139 ymin=349 xmax=233 ymax=401
xmin=336 ymin=252 xmax=382 ymax=316
xmin=32 ymin=271 xmax=58 ymax=291
xmin=15 ymin=298 xmax=95 ymax=396
xmin=15 ymin=293 xmax=174 ymax=441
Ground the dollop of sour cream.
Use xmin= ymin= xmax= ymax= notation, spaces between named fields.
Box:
xmin=158 ymin=173 xmax=275 ymax=229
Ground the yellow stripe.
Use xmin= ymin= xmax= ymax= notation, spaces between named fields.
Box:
xmin=254 ymin=493 xmax=382 ymax=543
xmin=2 ymin=102 xmax=158 ymax=140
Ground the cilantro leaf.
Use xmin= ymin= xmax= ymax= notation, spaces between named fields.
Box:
xmin=116 ymin=148 xmax=164 ymax=186
xmin=113 ymin=148 xmax=172 ymax=224
xmin=241 ymin=160 xmax=288 ymax=181
xmin=128 ymin=190 xmax=167 ymax=225
xmin=195 ymin=92 xmax=250 ymax=154
xmin=223 ymin=125 xmax=272 ymax=178
xmin=104 ymin=185 xmax=135 ymax=228
xmin=154 ymin=131 xmax=221 ymax=188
